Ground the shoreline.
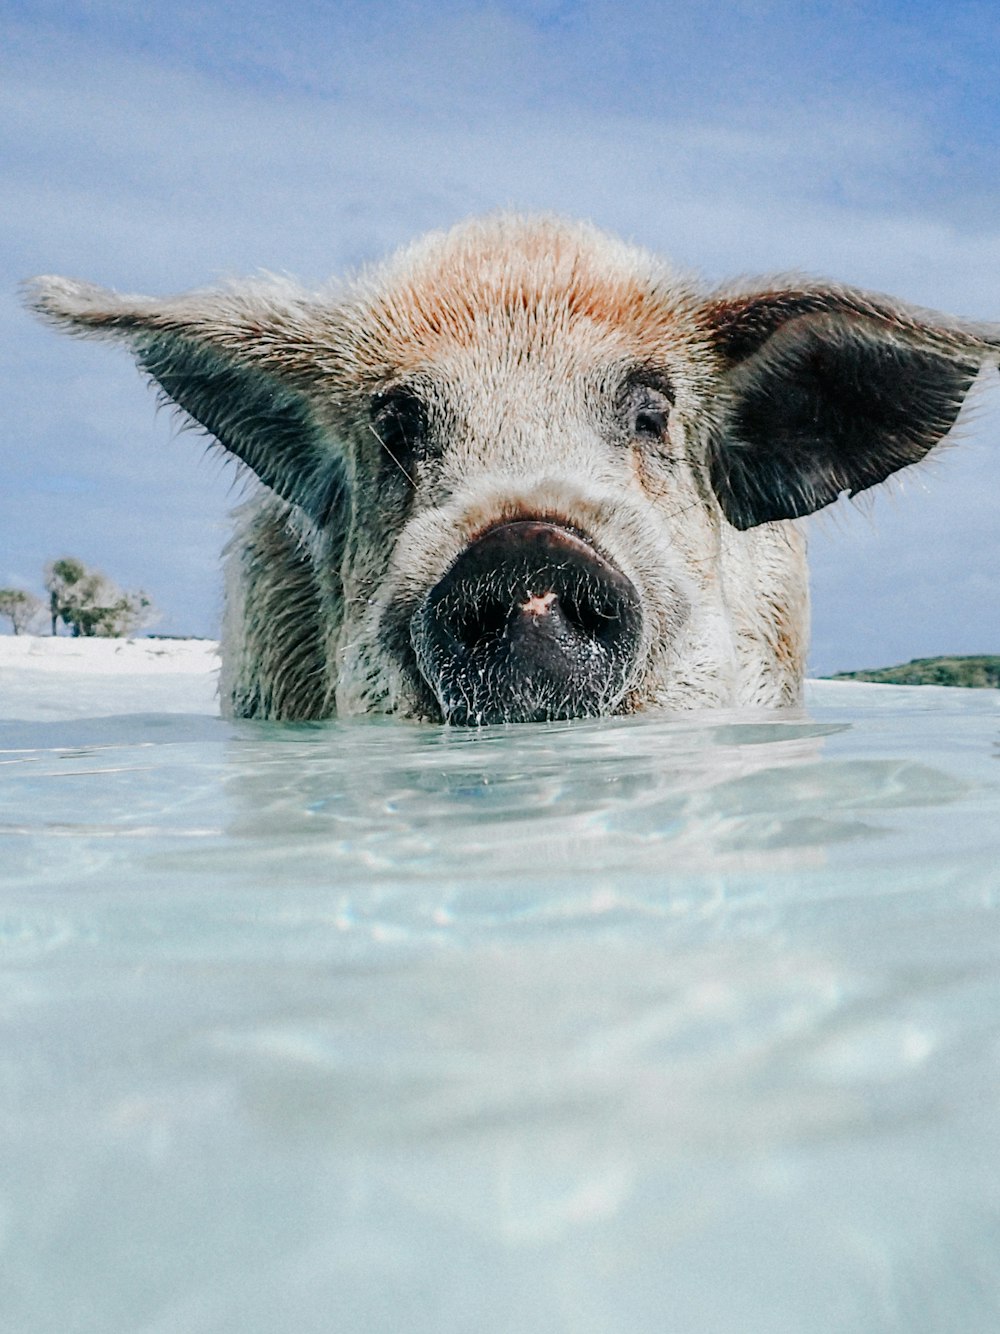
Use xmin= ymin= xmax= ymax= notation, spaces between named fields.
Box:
xmin=1 ymin=636 xmax=222 ymax=720
xmin=2 ymin=638 xmax=995 ymax=728
xmin=0 ymin=634 xmax=220 ymax=675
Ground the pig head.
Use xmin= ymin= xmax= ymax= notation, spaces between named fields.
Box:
xmin=27 ymin=215 xmax=999 ymax=723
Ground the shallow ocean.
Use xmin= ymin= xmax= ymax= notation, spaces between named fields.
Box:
xmin=2 ymin=661 xmax=1000 ymax=1333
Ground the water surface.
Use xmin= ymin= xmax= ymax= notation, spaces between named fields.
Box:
xmin=2 ymin=680 xmax=1000 ymax=1332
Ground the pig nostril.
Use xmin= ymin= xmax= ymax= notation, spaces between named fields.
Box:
xmin=449 ymin=596 xmax=510 ymax=650
xmin=560 ymin=587 xmax=619 ymax=642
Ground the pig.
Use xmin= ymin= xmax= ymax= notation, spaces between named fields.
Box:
xmin=26 ymin=214 xmax=999 ymax=724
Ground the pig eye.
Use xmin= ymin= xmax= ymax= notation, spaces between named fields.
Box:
xmin=624 ymin=379 xmax=673 ymax=442
xmin=635 ymin=404 xmax=668 ymax=439
xmin=370 ymin=387 xmax=428 ymax=473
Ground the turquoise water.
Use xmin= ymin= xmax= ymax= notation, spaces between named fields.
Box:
xmin=2 ymin=678 xmax=1000 ymax=1332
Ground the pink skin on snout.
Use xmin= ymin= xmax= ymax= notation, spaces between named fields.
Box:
xmin=520 ymin=591 xmax=558 ymax=617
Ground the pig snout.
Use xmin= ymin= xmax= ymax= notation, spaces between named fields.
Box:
xmin=411 ymin=519 xmax=643 ymax=725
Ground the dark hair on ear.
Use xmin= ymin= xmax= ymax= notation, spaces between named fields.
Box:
xmin=702 ymin=284 xmax=997 ymax=528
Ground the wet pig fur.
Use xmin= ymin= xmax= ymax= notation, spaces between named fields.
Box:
xmin=27 ymin=215 xmax=1000 ymax=723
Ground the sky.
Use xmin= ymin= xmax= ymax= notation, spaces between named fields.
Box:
xmin=3 ymin=0 xmax=999 ymax=673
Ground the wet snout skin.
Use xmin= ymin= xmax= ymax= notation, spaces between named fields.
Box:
xmin=411 ymin=519 xmax=643 ymax=725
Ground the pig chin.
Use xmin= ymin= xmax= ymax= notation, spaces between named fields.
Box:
xmin=408 ymin=517 xmax=645 ymax=726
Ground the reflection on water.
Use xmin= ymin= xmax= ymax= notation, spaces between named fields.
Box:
xmin=2 ymin=683 xmax=1000 ymax=1332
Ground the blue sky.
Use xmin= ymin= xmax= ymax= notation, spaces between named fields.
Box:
xmin=3 ymin=0 xmax=999 ymax=672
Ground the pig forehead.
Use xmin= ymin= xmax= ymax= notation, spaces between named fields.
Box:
xmin=343 ymin=230 xmax=706 ymax=382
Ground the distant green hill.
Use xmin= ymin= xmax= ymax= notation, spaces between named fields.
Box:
xmin=829 ymin=656 xmax=1000 ymax=687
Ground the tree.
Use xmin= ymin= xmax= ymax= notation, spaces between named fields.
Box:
xmin=0 ymin=587 xmax=45 ymax=635
xmin=44 ymin=557 xmax=157 ymax=638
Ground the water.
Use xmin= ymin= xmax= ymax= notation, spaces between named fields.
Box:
xmin=2 ymin=673 xmax=1000 ymax=1333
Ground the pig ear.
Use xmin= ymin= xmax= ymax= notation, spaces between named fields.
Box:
xmin=701 ymin=283 xmax=999 ymax=529
xmin=24 ymin=275 xmax=347 ymax=526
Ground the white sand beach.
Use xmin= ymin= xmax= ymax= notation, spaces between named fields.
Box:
xmin=0 ymin=635 xmax=221 ymax=720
